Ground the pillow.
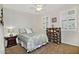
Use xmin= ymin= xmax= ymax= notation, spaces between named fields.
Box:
xmin=18 ymin=28 xmax=27 ymax=34
xmin=25 ymin=28 xmax=33 ymax=34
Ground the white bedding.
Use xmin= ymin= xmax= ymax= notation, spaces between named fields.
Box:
xmin=18 ymin=33 xmax=48 ymax=52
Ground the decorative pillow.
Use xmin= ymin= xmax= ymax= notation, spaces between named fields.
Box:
xmin=25 ymin=27 xmax=33 ymax=34
xmin=18 ymin=28 xmax=27 ymax=34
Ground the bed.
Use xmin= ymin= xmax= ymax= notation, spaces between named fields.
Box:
xmin=17 ymin=28 xmax=48 ymax=52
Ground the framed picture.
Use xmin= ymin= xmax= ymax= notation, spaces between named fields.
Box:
xmin=52 ymin=17 xmax=57 ymax=23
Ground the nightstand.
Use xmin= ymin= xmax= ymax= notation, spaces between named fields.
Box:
xmin=4 ymin=35 xmax=17 ymax=48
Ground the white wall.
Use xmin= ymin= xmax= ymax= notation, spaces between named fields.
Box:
xmin=0 ymin=5 xmax=5 ymax=54
xmin=42 ymin=6 xmax=79 ymax=46
xmin=3 ymin=8 xmax=42 ymax=34
xmin=61 ymin=7 xmax=79 ymax=46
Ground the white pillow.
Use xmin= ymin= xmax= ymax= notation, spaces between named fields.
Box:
xmin=18 ymin=28 xmax=27 ymax=34
xmin=25 ymin=28 xmax=33 ymax=34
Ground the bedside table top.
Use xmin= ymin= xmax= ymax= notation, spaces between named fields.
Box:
xmin=4 ymin=35 xmax=17 ymax=40
xmin=4 ymin=33 xmax=17 ymax=37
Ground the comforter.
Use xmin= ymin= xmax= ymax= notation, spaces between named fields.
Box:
xmin=18 ymin=33 xmax=48 ymax=52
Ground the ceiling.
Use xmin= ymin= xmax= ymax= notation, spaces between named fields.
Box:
xmin=3 ymin=4 xmax=79 ymax=15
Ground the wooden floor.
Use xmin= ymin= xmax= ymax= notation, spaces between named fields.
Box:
xmin=5 ymin=42 xmax=79 ymax=54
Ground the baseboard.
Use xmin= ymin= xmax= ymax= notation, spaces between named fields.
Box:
xmin=62 ymin=42 xmax=79 ymax=47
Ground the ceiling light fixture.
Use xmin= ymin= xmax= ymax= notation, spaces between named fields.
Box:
xmin=35 ymin=4 xmax=43 ymax=11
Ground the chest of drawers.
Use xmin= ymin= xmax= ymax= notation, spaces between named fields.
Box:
xmin=46 ymin=28 xmax=61 ymax=44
